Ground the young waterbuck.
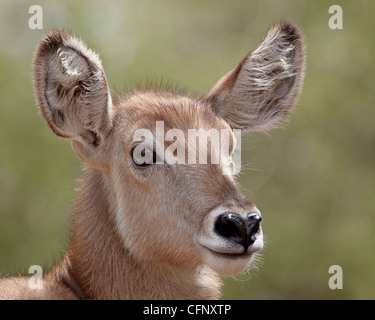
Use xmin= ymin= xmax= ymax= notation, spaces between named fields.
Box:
xmin=0 ymin=21 xmax=305 ymax=299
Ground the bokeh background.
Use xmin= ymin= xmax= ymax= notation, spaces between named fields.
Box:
xmin=0 ymin=0 xmax=374 ymax=299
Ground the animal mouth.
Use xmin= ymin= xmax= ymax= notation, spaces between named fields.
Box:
xmin=201 ymin=245 xmax=253 ymax=259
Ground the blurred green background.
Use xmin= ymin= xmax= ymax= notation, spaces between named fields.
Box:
xmin=0 ymin=0 xmax=374 ymax=299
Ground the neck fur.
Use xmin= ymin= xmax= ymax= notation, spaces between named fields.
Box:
xmin=54 ymin=166 xmax=221 ymax=299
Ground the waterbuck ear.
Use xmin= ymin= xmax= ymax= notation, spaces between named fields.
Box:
xmin=33 ymin=30 xmax=113 ymax=147
xmin=202 ymin=21 xmax=305 ymax=131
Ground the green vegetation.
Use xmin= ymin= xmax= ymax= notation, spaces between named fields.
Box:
xmin=0 ymin=0 xmax=374 ymax=299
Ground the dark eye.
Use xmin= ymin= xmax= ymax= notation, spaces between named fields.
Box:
xmin=131 ymin=145 xmax=156 ymax=167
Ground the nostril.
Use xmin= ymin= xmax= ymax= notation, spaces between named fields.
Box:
xmin=215 ymin=213 xmax=247 ymax=244
xmin=215 ymin=217 xmax=236 ymax=238
xmin=246 ymin=213 xmax=262 ymax=244
xmin=247 ymin=213 xmax=262 ymax=226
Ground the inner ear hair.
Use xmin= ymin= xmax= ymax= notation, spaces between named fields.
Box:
xmin=202 ymin=21 xmax=305 ymax=131
xmin=33 ymin=30 xmax=113 ymax=145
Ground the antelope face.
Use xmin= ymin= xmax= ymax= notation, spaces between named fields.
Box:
xmin=108 ymin=93 xmax=264 ymax=275
xmin=33 ymin=22 xmax=304 ymax=277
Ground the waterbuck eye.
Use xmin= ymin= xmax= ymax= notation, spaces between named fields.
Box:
xmin=131 ymin=145 xmax=156 ymax=167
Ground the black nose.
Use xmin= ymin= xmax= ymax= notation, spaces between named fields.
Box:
xmin=214 ymin=212 xmax=262 ymax=251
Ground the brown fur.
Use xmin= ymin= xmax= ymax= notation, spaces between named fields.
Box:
xmin=0 ymin=21 xmax=305 ymax=300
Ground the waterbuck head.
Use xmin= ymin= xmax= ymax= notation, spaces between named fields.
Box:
xmin=33 ymin=21 xmax=305 ymax=278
